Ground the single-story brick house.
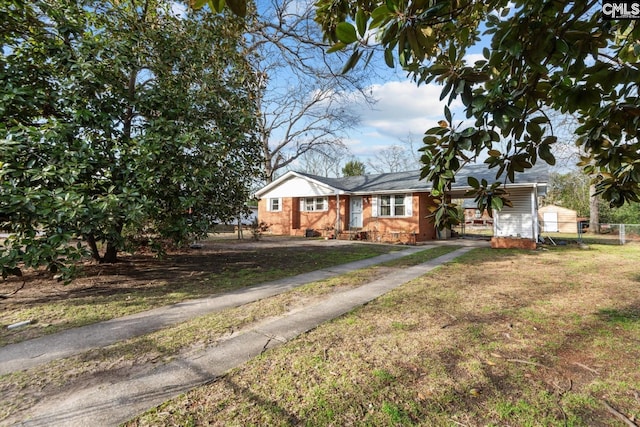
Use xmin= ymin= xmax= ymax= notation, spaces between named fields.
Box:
xmin=255 ymin=163 xmax=549 ymax=244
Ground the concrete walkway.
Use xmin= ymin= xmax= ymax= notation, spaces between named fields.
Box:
xmin=0 ymin=245 xmax=431 ymax=375
xmin=2 ymin=241 xmax=488 ymax=426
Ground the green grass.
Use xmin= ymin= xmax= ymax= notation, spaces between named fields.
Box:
xmin=1 ymin=245 xmax=459 ymax=423
xmin=123 ymin=243 xmax=640 ymax=427
xmin=0 ymin=242 xmax=399 ymax=346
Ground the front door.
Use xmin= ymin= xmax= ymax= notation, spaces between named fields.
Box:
xmin=350 ymin=197 xmax=363 ymax=228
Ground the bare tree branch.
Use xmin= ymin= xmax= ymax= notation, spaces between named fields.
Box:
xmin=367 ymin=145 xmax=418 ymax=174
xmin=249 ymin=0 xmax=377 ymax=182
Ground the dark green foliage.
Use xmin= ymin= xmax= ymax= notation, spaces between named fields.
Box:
xmin=342 ymin=160 xmax=366 ymax=176
xmin=312 ymin=0 xmax=640 ymax=227
xmin=1 ymin=0 xmax=262 ymax=280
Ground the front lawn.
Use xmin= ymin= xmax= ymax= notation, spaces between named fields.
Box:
xmin=127 ymin=243 xmax=640 ymax=426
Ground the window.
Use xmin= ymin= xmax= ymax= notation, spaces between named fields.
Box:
xmin=268 ymin=198 xmax=281 ymax=212
xmin=378 ymin=194 xmax=408 ymax=217
xmin=301 ymin=197 xmax=328 ymax=212
xmin=394 ymin=195 xmax=405 ymax=216
xmin=379 ymin=196 xmax=391 ymax=216
xmin=475 ymin=209 xmax=482 ymax=218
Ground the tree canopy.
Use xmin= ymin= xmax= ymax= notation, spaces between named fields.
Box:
xmin=1 ymin=0 xmax=261 ymax=279
xmin=342 ymin=159 xmax=366 ymax=176
xmin=315 ymin=0 xmax=640 ymax=227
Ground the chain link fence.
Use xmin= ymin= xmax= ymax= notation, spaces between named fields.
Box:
xmin=539 ymin=220 xmax=640 ymax=245
xmin=453 ymin=221 xmax=640 ymax=245
xmin=552 ymin=223 xmax=640 ymax=245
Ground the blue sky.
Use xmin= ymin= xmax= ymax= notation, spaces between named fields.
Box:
xmin=170 ymin=0 xmax=497 ymax=171
xmin=344 ymin=66 xmax=470 ymax=161
xmin=188 ymin=0 xmax=549 ymax=173
xmin=335 ymin=46 xmax=489 ymax=169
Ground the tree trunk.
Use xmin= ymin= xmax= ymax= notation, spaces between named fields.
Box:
xmin=86 ymin=234 xmax=102 ymax=262
xmin=85 ymin=233 xmax=120 ymax=263
xmin=589 ymin=183 xmax=600 ymax=234
xmin=103 ymin=221 xmax=125 ymax=263
xmin=264 ymin=157 xmax=274 ymax=183
xmin=102 ymin=242 xmax=119 ymax=263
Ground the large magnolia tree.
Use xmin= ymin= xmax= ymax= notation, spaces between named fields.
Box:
xmin=314 ymin=0 xmax=640 ymax=227
xmin=1 ymin=0 xmax=261 ymax=279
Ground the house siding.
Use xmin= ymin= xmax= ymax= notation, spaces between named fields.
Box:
xmin=259 ymin=197 xmax=294 ymax=235
xmin=355 ymin=193 xmax=437 ymax=242
xmin=264 ymin=175 xmax=336 ymax=198
xmin=259 ymin=196 xmax=341 ymax=237
xmin=416 ymin=193 xmax=438 ymax=241
xmin=256 ymin=169 xmax=547 ymax=244
xmin=493 ymin=188 xmax=537 ymax=239
xmin=297 ymin=197 xmax=340 ymax=235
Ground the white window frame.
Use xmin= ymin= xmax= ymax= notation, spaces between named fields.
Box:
xmin=267 ymin=197 xmax=281 ymax=212
xmin=375 ymin=194 xmax=411 ymax=217
xmin=300 ymin=197 xmax=328 ymax=212
xmin=393 ymin=194 xmax=406 ymax=216
xmin=379 ymin=195 xmax=393 ymax=217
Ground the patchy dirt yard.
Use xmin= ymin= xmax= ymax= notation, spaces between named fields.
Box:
xmin=0 ymin=237 xmax=448 ymax=425
xmin=0 ymin=235 xmax=395 ymax=345
xmin=2 ymin=240 xmax=639 ymax=427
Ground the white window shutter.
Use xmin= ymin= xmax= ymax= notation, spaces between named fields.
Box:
xmin=405 ymin=194 xmax=413 ymax=217
xmin=371 ymin=195 xmax=378 ymax=217
xmin=300 ymin=198 xmax=304 ymax=211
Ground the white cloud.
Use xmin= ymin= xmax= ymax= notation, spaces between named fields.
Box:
xmin=350 ymin=80 xmax=463 ymax=140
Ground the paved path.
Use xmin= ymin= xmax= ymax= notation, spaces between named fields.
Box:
xmin=2 ymin=241 xmax=487 ymax=426
xmin=0 ymin=245 xmax=430 ymax=375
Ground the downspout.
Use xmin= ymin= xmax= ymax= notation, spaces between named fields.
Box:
xmin=336 ymin=193 xmax=341 ymax=237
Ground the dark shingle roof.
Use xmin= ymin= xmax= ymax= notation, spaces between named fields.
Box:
xmin=297 ymin=163 xmax=549 ymax=193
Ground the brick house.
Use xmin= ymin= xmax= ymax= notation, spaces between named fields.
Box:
xmin=255 ymin=164 xmax=549 ymax=244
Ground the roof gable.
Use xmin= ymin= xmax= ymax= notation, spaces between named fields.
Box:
xmin=254 ymin=172 xmax=342 ymax=199
xmin=256 ymin=164 xmax=549 ymax=198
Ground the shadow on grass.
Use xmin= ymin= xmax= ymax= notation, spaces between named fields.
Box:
xmin=217 ymin=374 xmax=302 ymax=425
xmin=6 ymin=245 xmax=394 ymax=306
xmin=597 ymin=307 xmax=640 ymax=324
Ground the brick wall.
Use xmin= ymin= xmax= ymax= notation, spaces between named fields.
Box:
xmin=259 ymin=193 xmax=438 ymax=242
